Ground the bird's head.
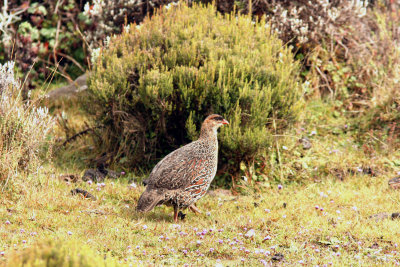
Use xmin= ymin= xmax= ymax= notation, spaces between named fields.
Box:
xmin=202 ymin=114 xmax=229 ymax=131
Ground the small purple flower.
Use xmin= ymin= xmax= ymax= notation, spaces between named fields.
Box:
xmin=218 ymin=229 xmax=223 ymax=232
xmin=336 ymin=210 xmax=341 ymax=214
xmin=278 ymin=184 xmax=283 ymax=190
xmin=127 ymin=245 xmax=131 ymax=249
xmin=30 ymin=232 xmax=37 ymax=236
xmin=196 ymin=240 xmax=202 ymax=245
xmin=241 ymin=258 xmax=245 ymax=262
xmin=67 ymin=231 xmax=72 ymax=235
xmin=264 ymin=235 xmax=272 ymax=241
xmin=5 ymin=220 xmax=10 ymax=225
xmin=96 ymin=187 xmax=101 ymax=191
xmin=206 ymin=212 xmax=211 ymax=216
xmin=209 ymin=248 xmax=215 ymax=252
xmin=142 ymin=225 xmax=148 ymax=230
xmin=121 ymin=171 xmax=126 ymax=175
xmin=218 ymin=239 xmax=223 ymax=244
xmin=22 ymin=240 xmax=26 ymax=244
xmin=183 ymin=249 xmax=188 ymax=255
xmin=87 ymin=180 xmax=93 ymax=185
xmin=264 ymin=209 xmax=271 ymax=213
xmin=299 ymin=260 xmax=304 ymax=264
xmin=320 ymin=207 xmax=324 ymax=211
xmin=315 ymin=205 xmax=319 ymax=210
xmin=0 ymin=251 xmax=4 ymax=256
xmin=20 ymin=229 xmax=25 ymax=233
xmin=352 ymin=206 xmax=358 ymax=211
xmin=129 ymin=182 xmax=137 ymax=189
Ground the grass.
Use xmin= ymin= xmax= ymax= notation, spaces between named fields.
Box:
xmin=1 ymin=99 xmax=400 ymax=266
xmin=1 ymin=169 xmax=400 ymax=265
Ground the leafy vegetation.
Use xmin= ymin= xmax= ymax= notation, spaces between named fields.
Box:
xmin=0 ymin=62 xmax=54 ymax=187
xmin=2 ymin=107 xmax=400 ymax=265
xmin=2 ymin=1 xmax=400 ymax=266
xmin=85 ymin=3 xmax=302 ymax=179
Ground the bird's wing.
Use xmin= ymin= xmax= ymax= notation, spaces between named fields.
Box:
xmin=146 ymin=142 xmax=208 ymax=190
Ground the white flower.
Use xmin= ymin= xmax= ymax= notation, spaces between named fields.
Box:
xmin=245 ymin=229 xmax=255 ymax=238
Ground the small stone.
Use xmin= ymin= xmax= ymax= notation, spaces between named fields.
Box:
xmin=389 ymin=176 xmax=400 ymax=189
xmin=245 ymin=229 xmax=255 ymax=238
xmin=299 ymin=137 xmax=312 ymax=149
xmin=271 ymin=253 xmax=284 ymax=262
xmin=70 ymin=188 xmax=96 ymax=200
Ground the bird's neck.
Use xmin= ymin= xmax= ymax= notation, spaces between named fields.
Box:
xmin=199 ymin=126 xmax=218 ymax=143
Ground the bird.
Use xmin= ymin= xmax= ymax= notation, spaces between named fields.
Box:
xmin=136 ymin=114 xmax=229 ymax=222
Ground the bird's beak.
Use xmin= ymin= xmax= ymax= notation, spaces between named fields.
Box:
xmin=222 ymin=119 xmax=229 ymax=125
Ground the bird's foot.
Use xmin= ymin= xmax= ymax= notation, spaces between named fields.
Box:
xmin=178 ymin=211 xmax=186 ymax=220
xmin=189 ymin=205 xmax=202 ymax=214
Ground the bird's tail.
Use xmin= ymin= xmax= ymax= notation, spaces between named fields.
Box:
xmin=136 ymin=189 xmax=164 ymax=212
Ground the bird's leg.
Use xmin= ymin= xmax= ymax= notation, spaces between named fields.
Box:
xmin=189 ymin=204 xmax=202 ymax=214
xmin=173 ymin=205 xmax=179 ymax=223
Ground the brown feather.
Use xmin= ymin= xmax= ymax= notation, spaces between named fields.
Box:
xmin=136 ymin=114 xmax=229 ymax=216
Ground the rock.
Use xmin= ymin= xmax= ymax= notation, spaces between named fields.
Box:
xmin=106 ymin=169 xmax=121 ymax=179
xmin=82 ymin=169 xmax=106 ymax=183
xmin=271 ymin=253 xmax=284 ymax=262
xmin=245 ymin=229 xmax=256 ymax=238
xmin=70 ymin=188 xmax=96 ymax=200
xmin=389 ymin=176 xmax=400 ymax=189
xmin=59 ymin=174 xmax=79 ymax=183
xmin=46 ymin=74 xmax=88 ymax=100
xmin=81 ymin=166 xmax=122 ymax=183
xmin=299 ymin=137 xmax=312 ymax=150
xmin=370 ymin=242 xmax=380 ymax=249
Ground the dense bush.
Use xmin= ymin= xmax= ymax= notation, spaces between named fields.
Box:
xmin=0 ymin=61 xmax=54 ymax=186
xmin=85 ymin=3 xmax=302 ymax=180
xmin=205 ymin=0 xmax=399 ymax=102
xmin=0 ymin=0 xmax=180 ymax=88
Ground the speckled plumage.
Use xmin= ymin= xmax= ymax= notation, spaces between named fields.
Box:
xmin=136 ymin=114 xmax=229 ymax=222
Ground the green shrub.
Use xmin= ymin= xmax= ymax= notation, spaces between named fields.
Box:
xmin=0 ymin=61 xmax=54 ymax=187
xmin=5 ymin=239 xmax=120 ymax=267
xmin=85 ymin=3 xmax=302 ymax=181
